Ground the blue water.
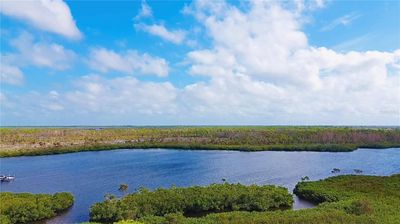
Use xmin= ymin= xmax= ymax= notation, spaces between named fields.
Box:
xmin=1 ymin=148 xmax=400 ymax=223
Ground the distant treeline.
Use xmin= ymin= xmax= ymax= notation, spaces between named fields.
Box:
xmin=0 ymin=192 xmax=74 ymax=224
xmin=1 ymin=127 xmax=399 ymax=157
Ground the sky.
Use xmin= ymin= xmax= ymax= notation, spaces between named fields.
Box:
xmin=0 ymin=0 xmax=399 ymax=126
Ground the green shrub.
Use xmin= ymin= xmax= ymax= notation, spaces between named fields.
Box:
xmin=0 ymin=192 xmax=74 ymax=224
xmin=131 ymin=175 xmax=398 ymax=224
xmin=114 ymin=220 xmax=144 ymax=224
xmin=89 ymin=183 xmax=292 ymax=222
xmin=345 ymin=199 xmax=373 ymax=215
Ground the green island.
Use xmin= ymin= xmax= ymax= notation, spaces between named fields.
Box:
xmin=1 ymin=127 xmax=399 ymax=157
xmin=2 ymin=175 xmax=399 ymax=224
xmin=85 ymin=174 xmax=400 ymax=224
xmin=89 ymin=183 xmax=293 ymax=223
xmin=0 ymin=192 xmax=74 ymax=224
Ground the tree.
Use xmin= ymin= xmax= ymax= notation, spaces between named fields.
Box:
xmin=301 ymin=176 xmax=310 ymax=181
xmin=119 ymin=183 xmax=129 ymax=195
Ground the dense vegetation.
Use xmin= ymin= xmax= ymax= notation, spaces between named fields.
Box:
xmin=294 ymin=174 xmax=400 ymax=223
xmin=1 ymin=127 xmax=399 ymax=157
xmin=86 ymin=174 xmax=400 ymax=224
xmin=89 ymin=183 xmax=292 ymax=223
xmin=0 ymin=192 xmax=74 ymax=224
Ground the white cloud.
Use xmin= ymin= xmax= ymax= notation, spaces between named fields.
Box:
xmin=0 ymin=61 xmax=24 ymax=85
xmin=135 ymin=0 xmax=152 ymax=20
xmin=9 ymin=32 xmax=76 ymax=70
xmin=65 ymin=75 xmax=177 ymax=114
xmin=2 ymin=0 xmax=399 ymax=125
xmin=136 ymin=24 xmax=186 ymax=44
xmin=88 ymin=48 xmax=169 ymax=77
xmin=133 ymin=0 xmax=186 ymax=45
xmin=297 ymin=0 xmax=326 ymax=11
xmin=0 ymin=75 xmax=179 ymax=125
xmin=0 ymin=0 xmax=82 ymax=40
xmin=187 ymin=1 xmax=313 ymax=87
xmin=181 ymin=0 xmax=399 ymax=124
xmin=321 ymin=12 xmax=361 ymax=31
xmin=0 ymin=32 xmax=76 ymax=86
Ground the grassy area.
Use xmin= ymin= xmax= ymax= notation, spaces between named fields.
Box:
xmin=0 ymin=192 xmax=74 ymax=224
xmin=86 ymin=174 xmax=400 ymax=224
xmin=89 ymin=183 xmax=292 ymax=223
xmin=1 ymin=127 xmax=399 ymax=157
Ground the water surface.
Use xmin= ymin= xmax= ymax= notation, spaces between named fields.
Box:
xmin=1 ymin=148 xmax=399 ymax=223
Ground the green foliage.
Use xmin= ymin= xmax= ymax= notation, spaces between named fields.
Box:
xmin=294 ymin=174 xmax=400 ymax=224
xmin=114 ymin=221 xmax=144 ymax=224
xmin=139 ymin=209 xmax=374 ymax=224
xmin=89 ymin=183 xmax=292 ymax=223
xmin=131 ymin=175 xmax=398 ymax=224
xmin=0 ymin=192 xmax=74 ymax=224
xmin=119 ymin=184 xmax=129 ymax=193
xmin=345 ymin=199 xmax=373 ymax=215
xmin=1 ymin=127 xmax=399 ymax=157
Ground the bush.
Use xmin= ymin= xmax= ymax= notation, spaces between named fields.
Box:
xmin=135 ymin=175 xmax=398 ymax=224
xmin=114 ymin=220 xmax=144 ymax=224
xmin=345 ymin=199 xmax=373 ymax=215
xmin=90 ymin=183 xmax=292 ymax=222
xmin=0 ymin=192 xmax=74 ymax=224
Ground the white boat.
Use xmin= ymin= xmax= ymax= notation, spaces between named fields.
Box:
xmin=0 ymin=175 xmax=15 ymax=182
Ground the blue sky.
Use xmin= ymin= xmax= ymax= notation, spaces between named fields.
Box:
xmin=0 ymin=0 xmax=399 ymax=126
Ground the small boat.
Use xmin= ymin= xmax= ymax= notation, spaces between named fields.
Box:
xmin=0 ymin=175 xmax=15 ymax=182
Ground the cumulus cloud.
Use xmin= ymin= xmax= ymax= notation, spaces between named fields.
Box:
xmin=65 ymin=75 xmax=177 ymax=114
xmin=135 ymin=24 xmax=186 ymax=44
xmin=88 ymin=48 xmax=169 ymax=77
xmin=292 ymin=0 xmax=326 ymax=13
xmin=133 ymin=1 xmax=186 ymax=45
xmin=187 ymin=1 xmax=314 ymax=87
xmin=0 ymin=75 xmax=178 ymax=125
xmin=9 ymin=32 xmax=76 ymax=70
xmin=0 ymin=0 xmax=82 ymax=40
xmin=181 ymin=0 xmax=399 ymax=124
xmin=2 ymin=0 xmax=399 ymax=125
xmin=0 ymin=32 xmax=75 ymax=86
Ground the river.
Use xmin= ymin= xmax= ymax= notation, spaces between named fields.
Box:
xmin=1 ymin=148 xmax=399 ymax=223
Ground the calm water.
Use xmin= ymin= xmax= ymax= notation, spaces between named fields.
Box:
xmin=1 ymin=148 xmax=400 ymax=223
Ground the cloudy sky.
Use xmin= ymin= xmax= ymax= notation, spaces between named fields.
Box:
xmin=0 ymin=0 xmax=399 ymax=126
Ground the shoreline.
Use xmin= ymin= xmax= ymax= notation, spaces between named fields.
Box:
xmin=1 ymin=127 xmax=399 ymax=157
xmin=1 ymin=143 xmax=400 ymax=158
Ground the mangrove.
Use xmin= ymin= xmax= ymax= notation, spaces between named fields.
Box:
xmin=1 ymin=126 xmax=399 ymax=157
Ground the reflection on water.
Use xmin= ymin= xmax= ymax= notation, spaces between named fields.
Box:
xmin=1 ymin=148 xmax=399 ymax=223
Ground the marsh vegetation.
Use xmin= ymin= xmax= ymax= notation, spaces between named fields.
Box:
xmin=0 ymin=192 xmax=74 ymax=224
xmin=89 ymin=183 xmax=292 ymax=223
xmin=86 ymin=175 xmax=400 ymax=224
xmin=1 ymin=127 xmax=399 ymax=157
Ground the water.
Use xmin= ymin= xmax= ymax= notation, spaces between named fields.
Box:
xmin=1 ymin=148 xmax=399 ymax=223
